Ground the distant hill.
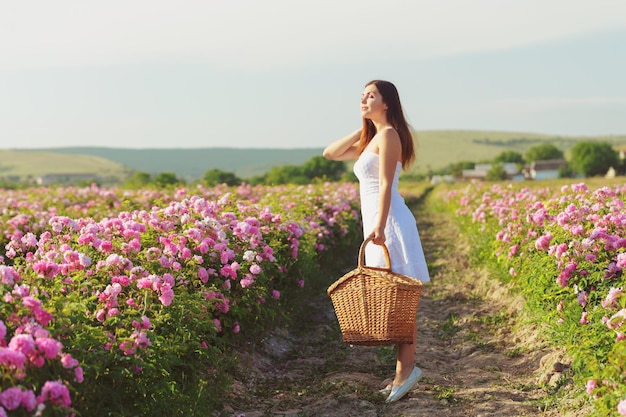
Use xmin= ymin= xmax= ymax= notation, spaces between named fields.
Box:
xmin=0 ymin=150 xmax=132 ymax=182
xmin=11 ymin=147 xmax=323 ymax=181
xmin=4 ymin=130 xmax=626 ymax=182
xmin=411 ymin=130 xmax=626 ymax=175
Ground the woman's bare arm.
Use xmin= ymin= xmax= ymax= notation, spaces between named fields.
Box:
xmin=368 ymin=128 xmax=402 ymax=245
xmin=322 ymin=129 xmax=361 ymax=161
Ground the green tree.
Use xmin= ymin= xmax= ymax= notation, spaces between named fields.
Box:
xmin=525 ymin=144 xmax=563 ymax=162
xmin=302 ymin=155 xmax=346 ymax=181
xmin=264 ymin=165 xmax=308 ymax=185
xmin=123 ymin=171 xmax=152 ymax=189
xmin=493 ymin=150 xmax=525 ymax=164
xmin=486 ymin=163 xmax=508 ymax=181
xmin=153 ymin=172 xmax=184 ymax=187
xmin=203 ymin=169 xmax=241 ymax=186
xmin=448 ymin=161 xmax=475 ymax=177
xmin=558 ymin=164 xmax=575 ymax=178
xmin=569 ymin=141 xmax=619 ymax=177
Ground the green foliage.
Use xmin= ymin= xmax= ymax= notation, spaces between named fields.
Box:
xmin=569 ymin=141 xmax=620 ymax=177
xmin=443 ymin=161 xmax=475 ymax=177
xmin=264 ymin=165 xmax=309 ymax=185
xmin=558 ymin=164 xmax=576 ymax=178
xmin=485 ymin=163 xmax=508 ymax=181
xmin=302 ymin=155 xmax=346 ymax=181
xmin=253 ymin=156 xmax=348 ymax=185
xmin=340 ymin=170 xmax=358 ymax=183
xmin=0 ymin=182 xmax=362 ymax=416
xmin=153 ymin=172 xmax=184 ymax=187
xmin=493 ymin=150 xmax=525 ymax=164
xmin=203 ymin=168 xmax=241 ymax=186
xmin=525 ymin=143 xmax=564 ymax=162
xmin=123 ymin=171 xmax=152 ymax=189
xmin=0 ymin=177 xmax=24 ymax=189
xmin=440 ymin=180 xmax=626 ymax=416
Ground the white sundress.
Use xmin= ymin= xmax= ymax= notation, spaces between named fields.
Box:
xmin=353 ymin=150 xmax=430 ymax=283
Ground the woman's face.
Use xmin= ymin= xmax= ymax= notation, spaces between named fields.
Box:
xmin=360 ymin=84 xmax=387 ymax=120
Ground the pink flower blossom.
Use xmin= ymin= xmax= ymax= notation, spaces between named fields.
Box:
xmin=198 ymin=267 xmax=209 ymax=283
xmin=213 ymin=319 xmax=222 ymax=333
xmin=36 ymin=337 xmax=62 ymax=359
xmin=580 ymin=312 xmax=589 ymax=325
xmin=618 ymin=399 xmax=626 ymax=416
xmin=0 ymin=347 xmax=27 ymax=369
xmin=0 ymin=266 xmax=18 ymax=285
xmin=159 ymin=256 xmax=173 ymax=268
xmin=0 ymin=387 xmax=23 ymax=410
xmin=557 ymin=262 xmax=577 ymax=287
xmin=133 ymin=331 xmax=151 ymax=349
xmin=20 ymin=389 xmax=36 ymax=411
xmin=159 ymin=286 xmax=174 ymax=306
xmin=95 ymin=309 xmax=106 ymax=322
xmin=534 ymin=234 xmax=552 ymax=251
xmin=215 ymin=297 xmax=230 ymax=313
xmin=38 ymin=380 xmax=71 ymax=408
xmin=8 ymin=334 xmax=35 ymax=356
xmin=60 ymin=353 xmax=79 ymax=369
xmin=136 ymin=277 xmax=153 ymax=289
xmin=32 ymin=261 xmax=59 ymax=278
xmin=602 ymin=287 xmax=623 ymax=309
xmin=607 ymin=309 xmax=626 ymax=330
xmin=12 ymin=284 xmax=30 ymax=298
xmin=99 ymin=240 xmax=113 ymax=252
xmin=220 ymin=264 xmax=237 ymax=279
xmin=585 ymin=253 xmax=597 ymax=262
xmin=586 ymin=379 xmax=597 ymax=394
xmin=75 ymin=366 xmax=84 ymax=383
xmin=240 ymin=274 xmax=255 ymax=288
xmin=578 ymin=291 xmax=589 ymax=307
xmin=554 ymin=243 xmax=569 ymax=259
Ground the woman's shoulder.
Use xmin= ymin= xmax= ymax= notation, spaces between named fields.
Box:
xmin=377 ymin=127 xmax=401 ymax=146
xmin=379 ymin=126 xmax=398 ymax=135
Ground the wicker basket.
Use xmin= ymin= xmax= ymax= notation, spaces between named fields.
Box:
xmin=327 ymin=238 xmax=424 ymax=346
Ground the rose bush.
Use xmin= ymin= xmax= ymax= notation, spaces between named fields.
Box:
xmin=1 ymin=182 xmax=361 ymax=416
xmin=445 ymin=180 xmax=626 ymax=416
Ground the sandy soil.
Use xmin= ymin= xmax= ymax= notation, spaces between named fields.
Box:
xmin=221 ymin=199 xmax=591 ymax=417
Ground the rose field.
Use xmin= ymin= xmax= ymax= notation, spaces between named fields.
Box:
xmin=0 ymin=183 xmax=362 ymax=416
xmin=442 ymin=178 xmax=626 ymax=416
xmin=2 ymin=178 xmax=626 ymax=416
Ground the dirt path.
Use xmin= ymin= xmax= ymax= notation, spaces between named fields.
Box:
xmin=223 ymin=195 xmax=579 ymax=417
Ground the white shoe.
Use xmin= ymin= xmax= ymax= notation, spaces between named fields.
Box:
xmin=385 ymin=366 xmax=422 ymax=403
xmin=378 ymin=384 xmax=392 ymax=395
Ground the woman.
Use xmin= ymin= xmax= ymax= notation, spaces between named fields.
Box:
xmin=323 ymin=80 xmax=430 ymax=403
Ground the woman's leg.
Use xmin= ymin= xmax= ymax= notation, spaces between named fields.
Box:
xmin=393 ymin=322 xmax=417 ymax=385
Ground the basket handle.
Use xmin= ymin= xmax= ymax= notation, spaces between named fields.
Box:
xmin=358 ymin=237 xmax=392 ymax=269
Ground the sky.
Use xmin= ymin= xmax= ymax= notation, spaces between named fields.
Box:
xmin=1 ymin=0 xmax=625 ymax=149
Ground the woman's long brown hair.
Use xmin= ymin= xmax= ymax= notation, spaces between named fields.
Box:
xmin=357 ymin=80 xmax=415 ymax=170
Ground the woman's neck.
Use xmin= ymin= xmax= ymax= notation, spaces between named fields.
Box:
xmin=371 ymin=117 xmax=391 ymax=133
